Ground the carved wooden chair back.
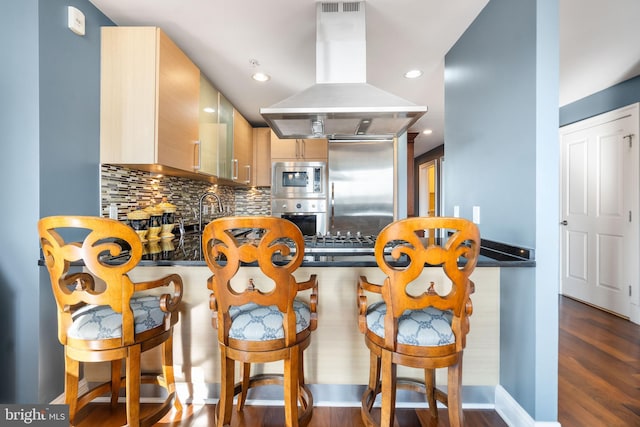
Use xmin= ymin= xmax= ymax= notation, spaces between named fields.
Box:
xmin=202 ymin=215 xmax=317 ymax=347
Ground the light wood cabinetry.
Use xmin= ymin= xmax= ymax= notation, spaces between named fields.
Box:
xmin=232 ymin=109 xmax=253 ymax=184
xmin=217 ymin=94 xmax=234 ymax=180
xmin=253 ymin=128 xmax=272 ymax=187
xmin=100 ymin=27 xmax=199 ymax=172
xmin=197 ymin=75 xmax=220 ymax=176
xmin=270 ymin=131 xmax=328 ymax=161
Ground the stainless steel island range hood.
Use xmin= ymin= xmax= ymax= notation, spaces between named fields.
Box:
xmin=260 ymin=1 xmax=427 ymax=140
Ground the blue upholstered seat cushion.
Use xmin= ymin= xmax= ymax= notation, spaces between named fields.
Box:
xmin=228 ymin=300 xmax=311 ymax=341
xmin=366 ymin=301 xmax=454 ymax=346
xmin=68 ymin=295 xmax=165 ymax=340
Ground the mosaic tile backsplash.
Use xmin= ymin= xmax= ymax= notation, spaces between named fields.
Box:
xmin=101 ymin=164 xmax=271 ymax=227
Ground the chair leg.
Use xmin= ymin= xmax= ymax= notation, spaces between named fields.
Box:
xmin=361 ymin=351 xmax=381 ymax=414
xmin=379 ymin=350 xmax=396 ymax=427
xmin=65 ymin=353 xmax=80 ymax=423
xmin=236 ymin=363 xmax=251 ymax=412
xmin=360 ymin=350 xmax=380 ymax=427
xmin=216 ymin=346 xmax=235 ymax=427
xmin=425 ymin=368 xmax=438 ymax=419
xmin=126 ymin=345 xmax=141 ymax=427
xmin=283 ymin=347 xmax=300 ymax=427
xmin=447 ymin=359 xmax=464 ymax=427
xmin=296 ymin=346 xmax=314 ymax=426
xmin=369 ymin=352 xmax=381 ymax=398
xmin=162 ymin=333 xmax=182 ymax=413
xmin=297 ymin=348 xmax=306 ymax=409
xmin=110 ymin=359 xmax=122 ymax=408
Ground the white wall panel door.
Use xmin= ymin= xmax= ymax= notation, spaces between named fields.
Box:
xmin=560 ymin=103 xmax=639 ymax=318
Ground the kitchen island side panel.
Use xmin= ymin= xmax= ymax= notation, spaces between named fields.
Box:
xmin=84 ymin=266 xmax=499 ymax=394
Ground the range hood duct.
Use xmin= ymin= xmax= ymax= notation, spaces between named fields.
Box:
xmin=260 ymin=1 xmax=427 ymax=140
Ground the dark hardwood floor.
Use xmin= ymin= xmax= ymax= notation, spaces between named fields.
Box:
xmin=558 ymin=296 xmax=640 ymax=427
xmin=75 ymin=404 xmax=506 ymax=427
xmin=73 ymin=296 xmax=640 ymax=426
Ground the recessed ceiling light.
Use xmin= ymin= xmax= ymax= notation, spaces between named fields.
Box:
xmin=252 ymin=72 xmax=270 ymax=82
xmin=203 ymin=107 xmax=216 ymax=113
xmin=249 ymin=59 xmax=270 ymax=82
xmin=422 ymin=129 xmax=433 ymax=135
xmin=404 ymin=69 xmax=423 ymax=79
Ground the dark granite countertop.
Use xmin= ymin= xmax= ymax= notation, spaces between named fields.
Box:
xmin=38 ymin=231 xmax=534 ymax=268
xmin=125 ymin=233 xmax=536 ymax=268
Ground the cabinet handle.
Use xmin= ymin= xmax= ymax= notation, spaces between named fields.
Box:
xmin=194 ymin=140 xmax=201 ymax=171
xmin=330 ymin=181 xmax=335 ymax=229
xmin=232 ymin=159 xmax=239 ymax=180
xmin=300 ymin=139 xmax=305 ymax=158
xmin=295 ymin=139 xmax=300 ymax=158
xmin=244 ymin=165 xmax=251 ymax=184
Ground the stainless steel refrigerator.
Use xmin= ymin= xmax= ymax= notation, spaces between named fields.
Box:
xmin=328 ymin=140 xmax=394 ymax=236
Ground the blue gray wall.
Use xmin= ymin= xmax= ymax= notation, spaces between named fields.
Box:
xmin=444 ymin=0 xmax=559 ymax=421
xmin=0 ymin=0 xmax=113 ymax=403
xmin=560 ymin=75 xmax=640 ymax=126
xmin=0 ymin=0 xmax=40 ymax=403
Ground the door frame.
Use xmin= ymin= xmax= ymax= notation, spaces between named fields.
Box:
xmin=414 ymin=145 xmax=444 ymax=219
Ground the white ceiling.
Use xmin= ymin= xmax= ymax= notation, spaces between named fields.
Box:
xmin=88 ymin=0 xmax=640 ymax=156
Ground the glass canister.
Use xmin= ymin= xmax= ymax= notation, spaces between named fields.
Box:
xmin=157 ymin=199 xmax=177 ymax=238
xmin=127 ymin=209 xmax=150 ymax=243
xmin=146 ymin=239 xmax=161 ymax=259
xmin=160 ymin=237 xmax=175 ymax=255
xmin=144 ymin=206 xmax=164 ymax=241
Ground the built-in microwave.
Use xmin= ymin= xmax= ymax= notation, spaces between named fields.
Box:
xmin=272 ymin=161 xmax=326 ymax=198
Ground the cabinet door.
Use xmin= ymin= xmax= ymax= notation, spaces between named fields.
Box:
xmin=198 ymin=75 xmax=220 ymax=176
xmin=101 ymin=27 xmax=158 ymax=164
xmin=217 ymin=94 xmax=234 ymax=179
xmin=156 ymin=29 xmax=200 ymax=171
xmin=270 ymin=131 xmax=327 ymax=161
xmin=270 ymin=131 xmax=298 ymax=159
xmin=300 ymin=138 xmax=328 ymax=160
xmin=253 ymin=128 xmax=272 ymax=187
xmin=233 ymin=109 xmax=253 ymax=184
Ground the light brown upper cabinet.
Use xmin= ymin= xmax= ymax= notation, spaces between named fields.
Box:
xmin=216 ymin=94 xmax=234 ymax=180
xmin=232 ymin=109 xmax=253 ymax=185
xmin=270 ymin=131 xmax=328 ymax=161
xmin=197 ymin=75 xmax=221 ymax=176
xmin=252 ymin=128 xmax=272 ymax=187
xmin=100 ymin=27 xmax=199 ymax=173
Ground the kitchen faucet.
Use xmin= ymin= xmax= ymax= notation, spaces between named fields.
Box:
xmin=198 ymin=191 xmax=223 ymax=232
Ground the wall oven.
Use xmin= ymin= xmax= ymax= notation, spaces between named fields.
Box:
xmin=272 ymin=161 xmax=326 ymax=199
xmin=272 ymin=198 xmax=327 ymax=236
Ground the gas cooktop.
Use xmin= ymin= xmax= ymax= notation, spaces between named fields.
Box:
xmin=303 ymin=233 xmax=376 ymax=253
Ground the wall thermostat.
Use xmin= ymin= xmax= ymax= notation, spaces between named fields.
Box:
xmin=68 ymin=6 xmax=86 ymax=36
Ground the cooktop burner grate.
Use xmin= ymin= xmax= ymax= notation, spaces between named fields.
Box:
xmin=303 ymin=233 xmax=377 ymax=253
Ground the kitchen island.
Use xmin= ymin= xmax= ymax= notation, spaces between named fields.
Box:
xmin=79 ymin=231 xmax=533 ymax=406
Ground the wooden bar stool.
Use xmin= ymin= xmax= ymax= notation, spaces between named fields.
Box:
xmin=357 ymin=217 xmax=480 ymax=427
xmin=202 ymin=216 xmax=318 ymax=427
xmin=38 ymin=216 xmax=183 ymax=426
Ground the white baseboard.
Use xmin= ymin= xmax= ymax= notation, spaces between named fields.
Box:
xmin=50 ymin=379 xmax=90 ymax=404
xmin=495 ymin=385 xmax=561 ymax=427
xmin=630 ymin=303 xmax=640 ymax=325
